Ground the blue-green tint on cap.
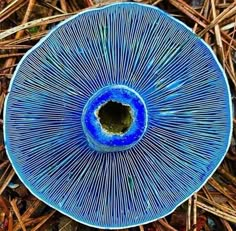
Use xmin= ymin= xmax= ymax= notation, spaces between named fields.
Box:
xmin=4 ymin=2 xmax=232 ymax=229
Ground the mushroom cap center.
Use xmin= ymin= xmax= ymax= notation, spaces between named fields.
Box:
xmin=82 ymin=85 xmax=148 ymax=152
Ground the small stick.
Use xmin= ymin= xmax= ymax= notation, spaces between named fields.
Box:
xmin=1 ymin=45 xmax=32 ymax=49
xmin=15 ymin=0 xmax=36 ymax=39
xmin=225 ymin=17 xmax=236 ymax=60
xmin=225 ymin=64 xmax=236 ymax=87
xmin=0 ymin=31 xmax=48 ymax=46
xmin=8 ymin=211 xmax=13 ymax=231
xmin=193 ymin=0 xmax=208 ymax=33
xmin=208 ymin=178 xmax=236 ymax=204
xmin=84 ymin=0 xmax=94 ymax=7
xmin=158 ymin=219 xmax=178 ymax=231
xmin=0 ymin=196 xmax=9 ymax=215
xmin=193 ymin=194 xmax=197 ymax=231
xmin=222 ymin=22 xmax=236 ymax=31
xmin=60 ymin=0 xmax=67 ymax=13
xmin=215 ymin=3 xmax=231 ymax=9
xmin=58 ymin=220 xmax=72 ymax=231
xmin=0 ymin=53 xmax=25 ymax=59
xmin=40 ymin=0 xmax=59 ymax=31
xmin=197 ymin=201 xmax=236 ymax=223
xmin=0 ymin=13 xmax=74 ymax=40
xmin=0 ymin=145 xmax=5 ymax=151
xmin=227 ymin=50 xmax=235 ymax=83
xmin=198 ymin=1 xmax=236 ymax=36
xmin=70 ymin=0 xmax=80 ymax=11
xmin=21 ymin=200 xmax=42 ymax=220
xmin=14 ymin=216 xmax=48 ymax=231
xmin=38 ymin=1 xmax=65 ymax=14
xmin=13 ymin=200 xmax=42 ymax=231
xmin=168 ymin=0 xmax=236 ymax=49
xmin=0 ymin=163 xmax=11 ymax=183
xmin=1 ymin=0 xmax=36 ymax=83
xmin=211 ymin=0 xmax=225 ymax=63
xmin=221 ymin=220 xmax=233 ymax=231
xmin=31 ymin=210 xmax=55 ymax=231
xmin=10 ymin=199 xmax=27 ymax=231
xmin=0 ymin=73 xmax=12 ymax=77
xmin=187 ymin=197 xmax=191 ymax=231
xmin=152 ymin=0 xmax=163 ymax=5
xmin=0 ymin=160 xmax=9 ymax=169
xmin=217 ymin=166 xmax=236 ymax=187
xmin=0 ymin=168 xmax=15 ymax=195
xmin=202 ymin=185 xmax=236 ymax=230
xmin=0 ymin=0 xmax=28 ymax=23
xmin=0 ymin=0 xmax=127 ymax=40
xmin=139 ymin=225 xmax=144 ymax=231
xmin=198 ymin=194 xmax=236 ymax=216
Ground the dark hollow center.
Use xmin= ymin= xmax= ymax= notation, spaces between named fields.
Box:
xmin=98 ymin=101 xmax=133 ymax=134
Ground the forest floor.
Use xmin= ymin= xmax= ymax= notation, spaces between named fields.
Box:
xmin=0 ymin=0 xmax=236 ymax=230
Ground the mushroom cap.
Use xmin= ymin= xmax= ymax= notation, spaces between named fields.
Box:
xmin=4 ymin=2 xmax=232 ymax=229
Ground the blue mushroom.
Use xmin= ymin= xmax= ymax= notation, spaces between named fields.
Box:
xmin=3 ymin=2 xmax=232 ymax=229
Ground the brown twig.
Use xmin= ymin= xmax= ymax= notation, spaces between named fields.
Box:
xmin=10 ymin=199 xmax=27 ymax=231
xmin=168 ymin=0 xmax=236 ymax=49
xmin=208 ymin=178 xmax=236 ymax=204
xmin=198 ymin=2 xmax=236 ymax=37
xmin=1 ymin=0 xmax=37 ymax=85
xmin=225 ymin=17 xmax=236 ymax=60
xmin=31 ymin=210 xmax=55 ymax=231
xmin=60 ymin=0 xmax=67 ymax=13
xmin=8 ymin=211 xmax=13 ymax=231
xmin=225 ymin=63 xmax=236 ymax=87
xmin=0 ymin=53 xmax=25 ymax=59
xmin=40 ymin=0 xmax=59 ymax=31
xmin=0 ymin=168 xmax=15 ymax=195
xmin=21 ymin=200 xmax=42 ymax=220
xmin=58 ymin=220 xmax=73 ymax=231
xmin=39 ymin=1 xmax=66 ymax=14
xmin=192 ymin=0 xmax=209 ymax=33
xmin=14 ymin=216 xmax=48 ymax=231
xmin=211 ymin=0 xmax=225 ymax=62
xmin=197 ymin=201 xmax=236 ymax=223
xmin=1 ymin=45 xmax=32 ymax=49
xmin=13 ymin=200 xmax=42 ymax=231
xmin=158 ymin=218 xmax=178 ymax=231
xmin=221 ymin=220 xmax=233 ymax=231
xmin=0 ymin=0 xmax=28 ymax=23
xmin=139 ymin=225 xmax=144 ymax=231
xmin=186 ymin=197 xmax=191 ymax=231
xmin=0 ymin=160 xmax=9 ymax=169
xmin=217 ymin=166 xmax=236 ymax=187
xmin=0 ymin=31 xmax=48 ymax=46
xmin=0 ymin=13 xmax=74 ymax=40
xmin=16 ymin=0 xmax=36 ymax=39
xmin=0 ymin=0 xmax=129 ymax=40
xmin=199 ymin=194 xmax=236 ymax=216
xmin=152 ymin=0 xmax=163 ymax=5
xmin=193 ymin=194 xmax=197 ymax=231
xmin=84 ymin=0 xmax=94 ymax=7
xmin=0 ymin=196 xmax=9 ymax=215
xmin=0 ymin=73 xmax=12 ymax=77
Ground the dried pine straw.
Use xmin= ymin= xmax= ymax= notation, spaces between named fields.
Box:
xmin=0 ymin=0 xmax=236 ymax=230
